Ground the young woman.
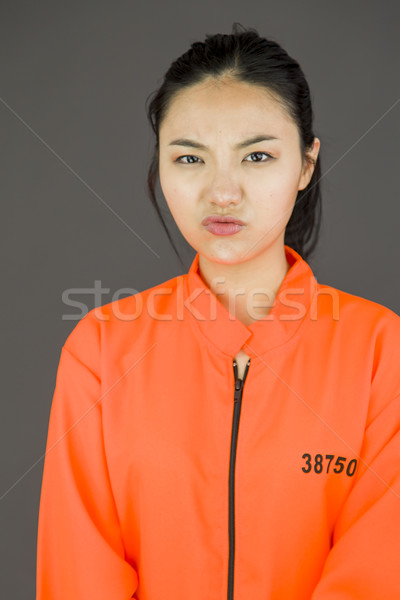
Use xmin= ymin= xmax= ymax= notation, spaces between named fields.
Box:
xmin=37 ymin=23 xmax=400 ymax=599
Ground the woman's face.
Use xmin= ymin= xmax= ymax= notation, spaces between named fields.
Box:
xmin=158 ymin=78 xmax=319 ymax=265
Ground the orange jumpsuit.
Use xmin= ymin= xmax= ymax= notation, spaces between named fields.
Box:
xmin=36 ymin=244 xmax=400 ymax=599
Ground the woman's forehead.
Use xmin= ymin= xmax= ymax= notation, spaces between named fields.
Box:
xmin=167 ymin=79 xmax=282 ymax=114
xmin=159 ymin=92 xmax=296 ymax=144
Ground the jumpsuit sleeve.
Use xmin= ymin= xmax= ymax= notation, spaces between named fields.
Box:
xmin=311 ymin=392 xmax=400 ymax=598
xmin=36 ymin=338 xmax=139 ymax=599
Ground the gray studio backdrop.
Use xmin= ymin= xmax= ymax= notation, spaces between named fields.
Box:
xmin=1 ymin=1 xmax=399 ymax=597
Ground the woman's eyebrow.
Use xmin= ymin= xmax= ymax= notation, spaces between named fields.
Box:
xmin=168 ymin=134 xmax=280 ymax=151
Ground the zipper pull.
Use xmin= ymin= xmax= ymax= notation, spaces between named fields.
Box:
xmin=234 ymin=377 xmax=243 ymax=403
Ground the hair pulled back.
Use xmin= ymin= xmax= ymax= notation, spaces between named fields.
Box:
xmin=145 ymin=22 xmax=322 ymax=265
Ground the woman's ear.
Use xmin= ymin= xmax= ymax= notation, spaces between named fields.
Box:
xmin=298 ymin=137 xmax=320 ymax=191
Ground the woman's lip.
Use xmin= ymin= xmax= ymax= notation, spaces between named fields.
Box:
xmin=201 ymin=215 xmax=245 ymax=226
xmin=203 ymin=222 xmax=245 ymax=236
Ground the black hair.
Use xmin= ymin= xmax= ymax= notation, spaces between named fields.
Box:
xmin=145 ymin=22 xmax=322 ymax=266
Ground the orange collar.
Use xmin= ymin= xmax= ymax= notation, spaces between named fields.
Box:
xmin=183 ymin=245 xmax=319 ymax=357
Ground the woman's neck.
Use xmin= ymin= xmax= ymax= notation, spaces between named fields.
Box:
xmin=197 ymin=245 xmax=290 ymax=326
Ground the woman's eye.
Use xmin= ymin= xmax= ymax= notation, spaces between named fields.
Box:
xmin=244 ymin=152 xmax=273 ymax=163
xmin=174 ymin=152 xmax=273 ymax=165
xmin=175 ymin=155 xmax=201 ymax=164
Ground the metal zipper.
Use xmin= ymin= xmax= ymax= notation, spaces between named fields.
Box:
xmin=227 ymin=357 xmax=251 ymax=600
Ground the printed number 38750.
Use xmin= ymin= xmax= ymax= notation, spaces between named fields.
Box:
xmin=301 ymin=453 xmax=358 ymax=477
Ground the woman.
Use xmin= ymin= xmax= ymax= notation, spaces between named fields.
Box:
xmin=36 ymin=23 xmax=400 ymax=599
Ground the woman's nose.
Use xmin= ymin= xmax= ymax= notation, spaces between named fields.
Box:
xmin=207 ymin=173 xmax=242 ymax=207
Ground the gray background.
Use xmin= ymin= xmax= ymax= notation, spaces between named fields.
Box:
xmin=1 ymin=1 xmax=399 ymax=596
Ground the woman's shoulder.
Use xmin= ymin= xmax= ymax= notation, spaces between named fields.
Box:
xmin=313 ymin=281 xmax=400 ymax=407
xmin=61 ymin=272 xmax=184 ymax=363
xmin=315 ymin=280 xmax=400 ymax=327
xmin=314 ymin=281 xmax=400 ymax=377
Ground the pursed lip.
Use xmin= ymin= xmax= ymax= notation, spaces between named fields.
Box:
xmin=201 ymin=215 xmax=245 ymax=226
